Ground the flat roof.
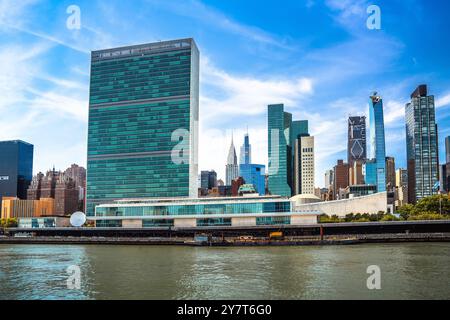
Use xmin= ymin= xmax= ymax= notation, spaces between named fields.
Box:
xmin=98 ymin=196 xmax=289 ymax=208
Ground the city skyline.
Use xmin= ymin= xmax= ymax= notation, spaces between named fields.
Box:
xmin=1 ymin=1 xmax=450 ymax=187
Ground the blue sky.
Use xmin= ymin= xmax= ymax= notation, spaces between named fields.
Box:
xmin=1 ymin=0 xmax=449 ymax=187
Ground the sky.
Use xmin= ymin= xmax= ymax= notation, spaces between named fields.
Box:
xmin=1 ymin=0 xmax=450 ymax=187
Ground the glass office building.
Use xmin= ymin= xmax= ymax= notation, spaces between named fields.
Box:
xmin=268 ymin=104 xmax=292 ymax=197
xmin=405 ymin=85 xmax=439 ymax=203
xmin=92 ymin=196 xmax=319 ymax=228
xmin=86 ymin=39 xmax=199 ymax=215
xmin=239 ymin=164 xmax=266 ymax=195
xmin=368 ymin=93 xmax=386 ymax=193
xmin=0 ymin=140 xmax=34 ymax=201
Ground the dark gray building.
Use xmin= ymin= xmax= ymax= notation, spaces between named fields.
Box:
xmin=200 ymin=170 xmax=217 ymax=190
xmin=348 ymin=116 xmax=367 ymax=167
xmin=405 ymin=85 xmax=439 ymax=203
xmin=0 ymin=140 xmax=34 ymax=201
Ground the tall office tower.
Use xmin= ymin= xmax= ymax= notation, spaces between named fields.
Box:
xmin=325 ymin=170 xmax=334 ymax=189
xmin=0 ymin=140 xmax=34 ymax=201
xmin=406 ymin=85 xmax=439 ymax=203
xmin=367 ymin=92 xmax=387 ymax=192
xmin=385 ymin=157 xmax=396 ymax=191
xmin=239 ymin=133 xmax=252 ymax=165
xmin=297 ymin=136 xmax=315 ymax=195
xmin=86 ymin=39 xmax=199 ymax=215
xmin=225 ymin=137 xmax=239 ymax=186
xmin=268 ymin=104 xmax=293 ymax=197
xmin=333 ymin=160 xmax=349 ymax=199
xmin=348 ymin=116 xmax=367 ymax=166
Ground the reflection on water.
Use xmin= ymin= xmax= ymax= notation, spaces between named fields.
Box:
xmin=0 ymin=243 xmax=449 ymax=300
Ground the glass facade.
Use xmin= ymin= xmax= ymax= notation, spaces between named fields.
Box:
xmin=0 ymin=140 xmax=33 ymax=200
xmin=256 ymin=216 xmax=291 ymax=226
xmin=142 ymin=219 xmax=174 ymax=227
xmin=406 ymin=85 xmax=439 ymax=203
xmin=239 ymin=134 xmax=251 ymax=165
xmin=268 ymin=104 xmax=292 ymax=197
xmin=239 ymin=164 xmax=266 ymax=195
xmin=95 ymin=200 xmax=291 ymax=217
xmin=368 ymin=95 xmax=386 ymax=193
xmin=86 ymin=39 xmax=199 ymax=215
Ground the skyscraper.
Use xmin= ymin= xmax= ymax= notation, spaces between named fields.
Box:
xmin=238 ymin=133 xmax=266 ymax=195
xmin=446 ymin=136 xmax=450 ymax=164
xmin=348 ymin=116 xmax=367 ymax=166
xmin=239 ymin=133 xmax=251 ymax=165
xmin=385 ymin=156 xmax=396 ymax=191
xmin=86 ymin=39 xmax=199 ymax=215
xmin=225 ymin=136 xmax=239 ymax=186
xmin=0 ymin=140 xmax=34 ymax=201
xmin=296 ymin=136 xmax=315 ymax=195
xmin=367 ymin=92 xmax=387 ymax=193
xmin=268 ymin=104 xmax=292 ymax=197
xmin=406 ymin=85 xmax=439 ymax=203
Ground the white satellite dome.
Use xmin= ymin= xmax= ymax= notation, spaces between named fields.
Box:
xmin=70 ymin=211 xmax=86 ymax=227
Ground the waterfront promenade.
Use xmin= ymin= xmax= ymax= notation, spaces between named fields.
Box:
xmin=2 ymin=220 xmax=450 ymax=246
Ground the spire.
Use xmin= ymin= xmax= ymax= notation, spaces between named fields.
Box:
xmin=227 ymin=134 xmax=237 ymax=165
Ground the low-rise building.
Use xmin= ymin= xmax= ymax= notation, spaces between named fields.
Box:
xmin=1 ymin=197 xmax=55 ymax=219
xmin=92 ymin=196 xmax=320 ymax=228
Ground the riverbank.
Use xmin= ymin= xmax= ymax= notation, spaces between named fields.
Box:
xmin=2 ymin=232 xmax=450 ymax=246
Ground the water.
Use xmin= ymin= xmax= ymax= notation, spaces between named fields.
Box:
xmin=0 ymin=243 xmax=449 ymax=300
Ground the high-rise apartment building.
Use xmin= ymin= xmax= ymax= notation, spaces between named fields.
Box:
xmin=405 ymin=85 xmax=439 ymax=203
xmin=86 ymin=39 xmax=199 ymax=215
xmin=0 ymin=140 xmax=33 ymax=202
xmin=348 ymin=116 xmax=367 ymax=166
xmin=367 ymin=93 xmax=387 ymax=192
xmin=333 ymin=160 xmax=349 ymax=199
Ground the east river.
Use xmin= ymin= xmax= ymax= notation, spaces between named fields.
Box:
xmin=0 ymin=243 xmax=449 ymax=300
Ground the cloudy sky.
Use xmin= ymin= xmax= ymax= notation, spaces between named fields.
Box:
xmin=1 ymin=0 xmax=450 ymax=187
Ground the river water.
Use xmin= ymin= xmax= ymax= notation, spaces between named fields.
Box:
xmin=0 ymin=243 xmax=449 ymax=300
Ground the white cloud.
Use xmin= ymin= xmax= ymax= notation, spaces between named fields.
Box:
xmin=436 ymin=93 xmax=450 ymax=109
